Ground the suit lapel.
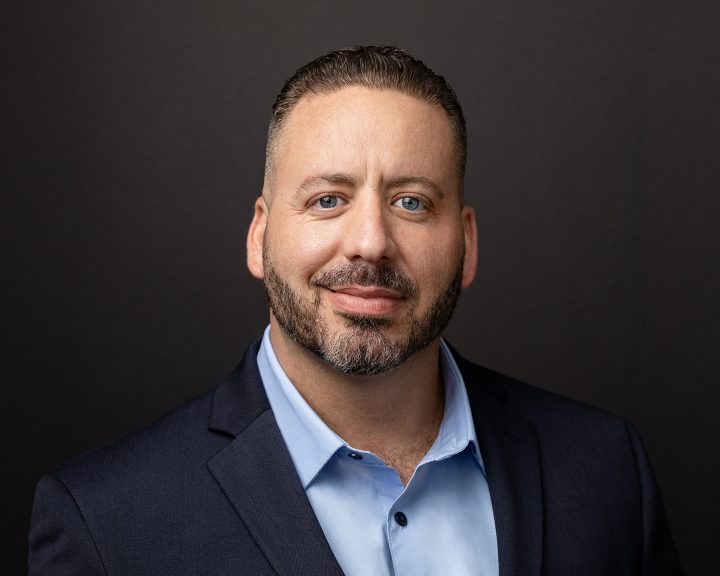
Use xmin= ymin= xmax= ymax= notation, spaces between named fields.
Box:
xmin=206 ymin=341 xmax=343 ymax=576
xmin=461 ymin=357 xmax=544 ymax=576
xmin=207 ymin=339 xmax=543 ymax=575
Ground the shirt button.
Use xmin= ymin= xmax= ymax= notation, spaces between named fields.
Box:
xmin=348 ymin=452 xmax=363 ymax=460
xmin=394 ymin=511 xmax=408 ymax=526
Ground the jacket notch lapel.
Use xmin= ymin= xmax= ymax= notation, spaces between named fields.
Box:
xmin=466 ymin=371 xmax=544 ymax=576
xmin=207 ymin=410 xmax=344 ymax=576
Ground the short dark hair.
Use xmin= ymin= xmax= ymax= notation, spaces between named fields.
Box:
xmin=265 ymin=45 xmax=467 ymax=181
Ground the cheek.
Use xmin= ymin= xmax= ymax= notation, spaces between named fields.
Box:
xmin=299 ymin=223 xmax=337 ymax=260
xmin=402 ymin=234 xmax=450 ymax=276
xmin=401 ymin=228 xmax=464 ymax=284
xmin=266 ymin=217 xmax=339 ymax=280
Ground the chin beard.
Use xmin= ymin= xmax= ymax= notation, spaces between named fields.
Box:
xmin=262 ymin=254 xmax=463 ymax=375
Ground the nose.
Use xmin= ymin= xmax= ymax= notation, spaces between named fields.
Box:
xmin=341 ymin=192 xmax=396 ymax=264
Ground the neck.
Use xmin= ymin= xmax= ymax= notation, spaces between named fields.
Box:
xmin=268 ymin=317 xmax=445 ymax=484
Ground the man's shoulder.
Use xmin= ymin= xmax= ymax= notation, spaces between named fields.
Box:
xmin=455 ymin=351 xmax=632 ymax=441
xmin=50 ymin=340 xmax=267 ymax=492
xmin=456 ymin=352 xmax=646 ymax=499
xmin=49 ymin=388 xmax=224 ymax=493
xmin=29 ymin=345 xmax=284 ymax=575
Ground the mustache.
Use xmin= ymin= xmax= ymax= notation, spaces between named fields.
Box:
xmin=311 ymin=263 xmax=417 ymax=297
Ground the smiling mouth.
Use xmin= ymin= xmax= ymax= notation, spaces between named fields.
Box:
xmin=325 ymin=285 xmax=404 ymax=316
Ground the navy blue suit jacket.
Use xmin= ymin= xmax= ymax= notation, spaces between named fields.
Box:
xmin=29 ymin=340 xmax=683 ymax=575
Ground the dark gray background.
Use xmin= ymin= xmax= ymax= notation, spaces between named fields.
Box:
xmin=3 ymin=1 xmax=718 ymax=573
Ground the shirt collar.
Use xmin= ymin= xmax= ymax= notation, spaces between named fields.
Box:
xmin=424 ymin=339 xmax=484 ymax=472
xmin=256 ymin=326 xmax=484 ymax=489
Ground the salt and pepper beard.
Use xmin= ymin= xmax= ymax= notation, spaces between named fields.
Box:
xmin=262 ymin=243 xmax=464 ymax=375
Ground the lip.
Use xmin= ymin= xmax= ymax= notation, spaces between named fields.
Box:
xmin=325 ymin=285 xmax=404 ymax=315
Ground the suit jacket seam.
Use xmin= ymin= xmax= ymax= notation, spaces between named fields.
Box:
xmin=49 ymin=473 xmax=110 ymax=576
xmin=621 ymin=418 xmax=650 ymax=575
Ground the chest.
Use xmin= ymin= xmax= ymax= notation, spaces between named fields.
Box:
xmin=305 ymin=447 xmax=498 ymax=576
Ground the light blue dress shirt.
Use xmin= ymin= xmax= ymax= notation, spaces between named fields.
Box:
xmin=257 ymin=326 xmax=498 ymax=576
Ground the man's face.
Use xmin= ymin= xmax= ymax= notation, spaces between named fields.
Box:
xmin=248 ymin=86 xmax=477 ymax=375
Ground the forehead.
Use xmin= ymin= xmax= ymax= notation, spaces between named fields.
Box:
xmin=271 ymin=86 xmax=459 ymax=191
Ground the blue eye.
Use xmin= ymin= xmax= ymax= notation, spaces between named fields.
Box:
xmin=398 ymin=196 xmax=423 ymax=211
xmin=317 ymin=196 xmax=338 ymax=209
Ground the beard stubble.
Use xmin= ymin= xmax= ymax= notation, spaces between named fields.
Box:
xmin=262 ymin=245 xmax=464 ymax=376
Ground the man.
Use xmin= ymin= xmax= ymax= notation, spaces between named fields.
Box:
xmin=29 ymin=46 xmax=682 ymax=575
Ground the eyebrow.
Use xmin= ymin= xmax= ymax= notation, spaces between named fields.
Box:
xmin=295 ymin=173 xmax=357 ymax=198
xmin=384 ymin=176 xmax=444 ymax=199
xmin=295 ymin=173 xmax=444 ymax=199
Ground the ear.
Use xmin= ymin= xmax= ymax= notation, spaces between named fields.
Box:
xmin=460 ymin=205 xmax=478 ymax=290
xmin=246 ymin=196 xmax=268 ymax=279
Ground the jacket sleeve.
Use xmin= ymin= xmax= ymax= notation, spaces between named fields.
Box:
xmin=624 ymin=421 xmax=684 ymax=575
xmin=28 ymin=474 xmax=107 ymax=576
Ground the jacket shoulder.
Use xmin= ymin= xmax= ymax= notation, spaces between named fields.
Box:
xmin=458 ymin=354 xmax=628 ymax=433
xmin=50 ymin=389 xmax=224 ymax=493
xmin=51 ymin=338 xmax=267 ymax=490
xmin=455 ymin=352 xmax=640 ymax=478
